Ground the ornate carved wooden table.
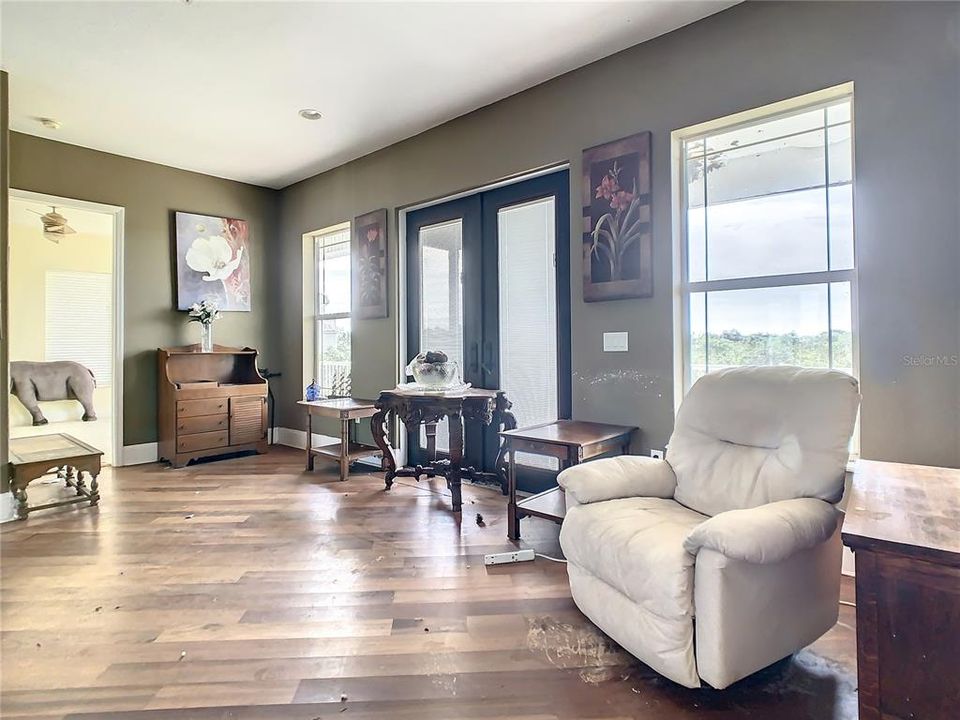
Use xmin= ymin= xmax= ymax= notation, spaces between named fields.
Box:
xmin=8 ymin=433 xmax=103 ymax=520
xmin=370 ymin=388 xmax=516 ymax=514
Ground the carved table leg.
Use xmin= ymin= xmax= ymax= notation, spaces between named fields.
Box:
xmin=13 ymin=482 xmax=29 ymax=521
xmin=424 ymin=422 xmax=438 ymax=461
xmin=74 ymin=469 xmax=87 ymax=496
xmin=493 ymin=392 xmax=517 ymax=495
xmin=90 ymin=473 xmax=100 ymax=506
xmin=447 ymin=412 xmax=465 ymax=515
xmin=371 ymin=407 xmax=396 ymax=489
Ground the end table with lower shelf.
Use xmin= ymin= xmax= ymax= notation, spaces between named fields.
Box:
xmin=501 ymin=420 xmax=637 ymax=540
xmin=8 ymin=433 xmax=104 ymax=520
xmin=298 ymin=399 xmax=383 ymax=480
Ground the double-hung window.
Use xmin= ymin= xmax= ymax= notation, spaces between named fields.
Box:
xmin=314 ymin=225 xmax=352 ymax=394
xmin=676 ymin=88 xmax=857 ymax=392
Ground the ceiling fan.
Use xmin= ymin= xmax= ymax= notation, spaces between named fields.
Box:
xmin=29 ymin=206 xmax=77 ymax=243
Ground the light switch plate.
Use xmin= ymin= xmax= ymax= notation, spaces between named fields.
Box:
xmin=603 ymin=331 xmax=629 ymax=352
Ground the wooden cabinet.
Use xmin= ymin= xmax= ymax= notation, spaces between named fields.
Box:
xmin=842 ymin=461 xmax=960 ymax=720
xmin=229 ymin=396 xmax=266 ymax=446
xmin=158 ymin=345 xmax=268 ymax=468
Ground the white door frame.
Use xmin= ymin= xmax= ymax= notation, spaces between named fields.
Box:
xmin=8 ymin=189 xmax=125 ymax=465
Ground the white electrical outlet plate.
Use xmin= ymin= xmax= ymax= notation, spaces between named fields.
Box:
xmin=484 ymin=549 xmax=535 ymax=565
xmin=603 ymin=331 xmax=628 ymax=352
xmin=650 ymin=449 xmax=665 ymax=460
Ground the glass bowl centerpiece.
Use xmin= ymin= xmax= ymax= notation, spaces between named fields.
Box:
xmin=405 ymin=350 xmax=461 ymax=390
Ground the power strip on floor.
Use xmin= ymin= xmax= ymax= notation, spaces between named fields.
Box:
xmin=484 ymin=549 xmax=536 ymax=565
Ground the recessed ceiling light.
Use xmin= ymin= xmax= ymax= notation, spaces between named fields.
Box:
xmin=299 ymin=109 xmax=323 ymax=121
xmin=36 ymin=117 xmax=61 ymax=130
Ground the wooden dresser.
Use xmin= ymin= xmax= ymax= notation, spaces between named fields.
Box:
xmin=157 ymin=344 xmax=268 ymax=468
xmin=842 ymin=460 xmax=960 ymax=720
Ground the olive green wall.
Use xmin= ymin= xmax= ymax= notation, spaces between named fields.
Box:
xmin=9 ymin=134 xmax=279 ymax=447
xmin=276 ymin=1 xmax=960 ymax=467
xmin=1 ymin=71 xmax=10 ymax=491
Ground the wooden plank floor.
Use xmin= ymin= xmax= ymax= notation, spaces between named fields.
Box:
xmin=0 ymin=447 xmax=858 ymax=719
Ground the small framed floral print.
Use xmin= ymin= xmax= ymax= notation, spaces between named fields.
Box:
xmin=582 ymin=132 xmax=652 ymax=301
xmin=352 ymin=208 xmax=388 ymax=319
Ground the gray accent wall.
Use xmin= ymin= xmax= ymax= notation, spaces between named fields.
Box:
xmin=276 ymin=1 xmax=960 ymax=467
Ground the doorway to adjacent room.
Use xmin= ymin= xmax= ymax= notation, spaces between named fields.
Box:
xmin=7 ymin=190 xmax=123 ymax=465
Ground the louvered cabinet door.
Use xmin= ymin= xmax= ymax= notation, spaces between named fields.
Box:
xmin=229 ymin=396 xmax=266 ymax=446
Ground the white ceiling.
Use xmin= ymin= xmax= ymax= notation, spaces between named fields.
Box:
xmin=1 ymin=1 xmax=734 ymax=189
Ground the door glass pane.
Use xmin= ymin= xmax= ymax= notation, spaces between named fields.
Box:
xmin=418 ymin=219 xmax=463 ymax=453
xmin=498 ymin=197 xmax=558 ymax=469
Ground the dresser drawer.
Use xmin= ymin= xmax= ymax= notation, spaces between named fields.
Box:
xmin=509 ymin=438 xmax=569 ymax=460
xmin=177 ymin=430 xmax=228 ymax=453
xmin=177 ymin=398 xmax=227 ymax=418
xmin=177 ymin=414 xmax=228 ymax=435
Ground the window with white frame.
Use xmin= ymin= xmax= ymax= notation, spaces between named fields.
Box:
xmin=314 ymin=225 xmax=351 ymax=393
xmin=677 ymin=91 xmax=857 ymax=391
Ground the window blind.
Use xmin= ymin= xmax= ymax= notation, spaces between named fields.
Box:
xmin=44 ymin=271 xmax=113 ymax=386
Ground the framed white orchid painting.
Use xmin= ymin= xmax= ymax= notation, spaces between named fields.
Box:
xmin=174 ymin=211 xmax=251 ymax=311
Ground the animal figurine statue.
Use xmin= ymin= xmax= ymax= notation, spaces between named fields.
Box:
xmin=9 ymin=360 xmax=98 ymax=426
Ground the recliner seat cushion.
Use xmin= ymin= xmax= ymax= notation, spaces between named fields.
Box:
xmin=668 ymin=366 xmax=859 ymax=517
xmin=560 ymin=498 xmax=707 ymax=617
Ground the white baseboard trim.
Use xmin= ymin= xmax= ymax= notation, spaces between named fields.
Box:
xmin=275 ymin=427 xmax=381 ymax=467
xmin=121 ymin=442 xmax=159 ymax=466
xmin=0 ymin=491 xmax=17 ymax=524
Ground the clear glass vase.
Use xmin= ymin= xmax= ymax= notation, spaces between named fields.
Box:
xmin=200 ymin=323 xmax=213 ymax=352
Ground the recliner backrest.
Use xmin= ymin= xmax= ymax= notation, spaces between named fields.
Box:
xmin=667 ymin=366 xmax=860 ymax=517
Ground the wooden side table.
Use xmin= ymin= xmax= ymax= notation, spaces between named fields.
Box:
xmin=8 ymin=433 xmax=103 ymax=520
xmin=842 ymin=460 xmax=960 ymax=720
xmin=501 ymin=420 xmax=637 ymax=540
xmin=298 ymin=399 xmax=382 ymax=481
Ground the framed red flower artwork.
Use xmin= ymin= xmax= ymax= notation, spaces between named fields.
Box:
xmin=581 ymin=131 xmax=652 ymax=301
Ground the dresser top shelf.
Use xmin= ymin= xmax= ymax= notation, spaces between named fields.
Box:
xmin=158 ymin=345 xmax=265 ymax=388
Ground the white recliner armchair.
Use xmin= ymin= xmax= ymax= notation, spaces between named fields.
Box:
xmin=558 ymin=366 xmax=860 ymax=689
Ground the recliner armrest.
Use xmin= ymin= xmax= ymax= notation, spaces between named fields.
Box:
xmin=683 ymin=498 xmax=841 ymax=564
xmin=557 ymin=456 xmax=677 ymax=505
